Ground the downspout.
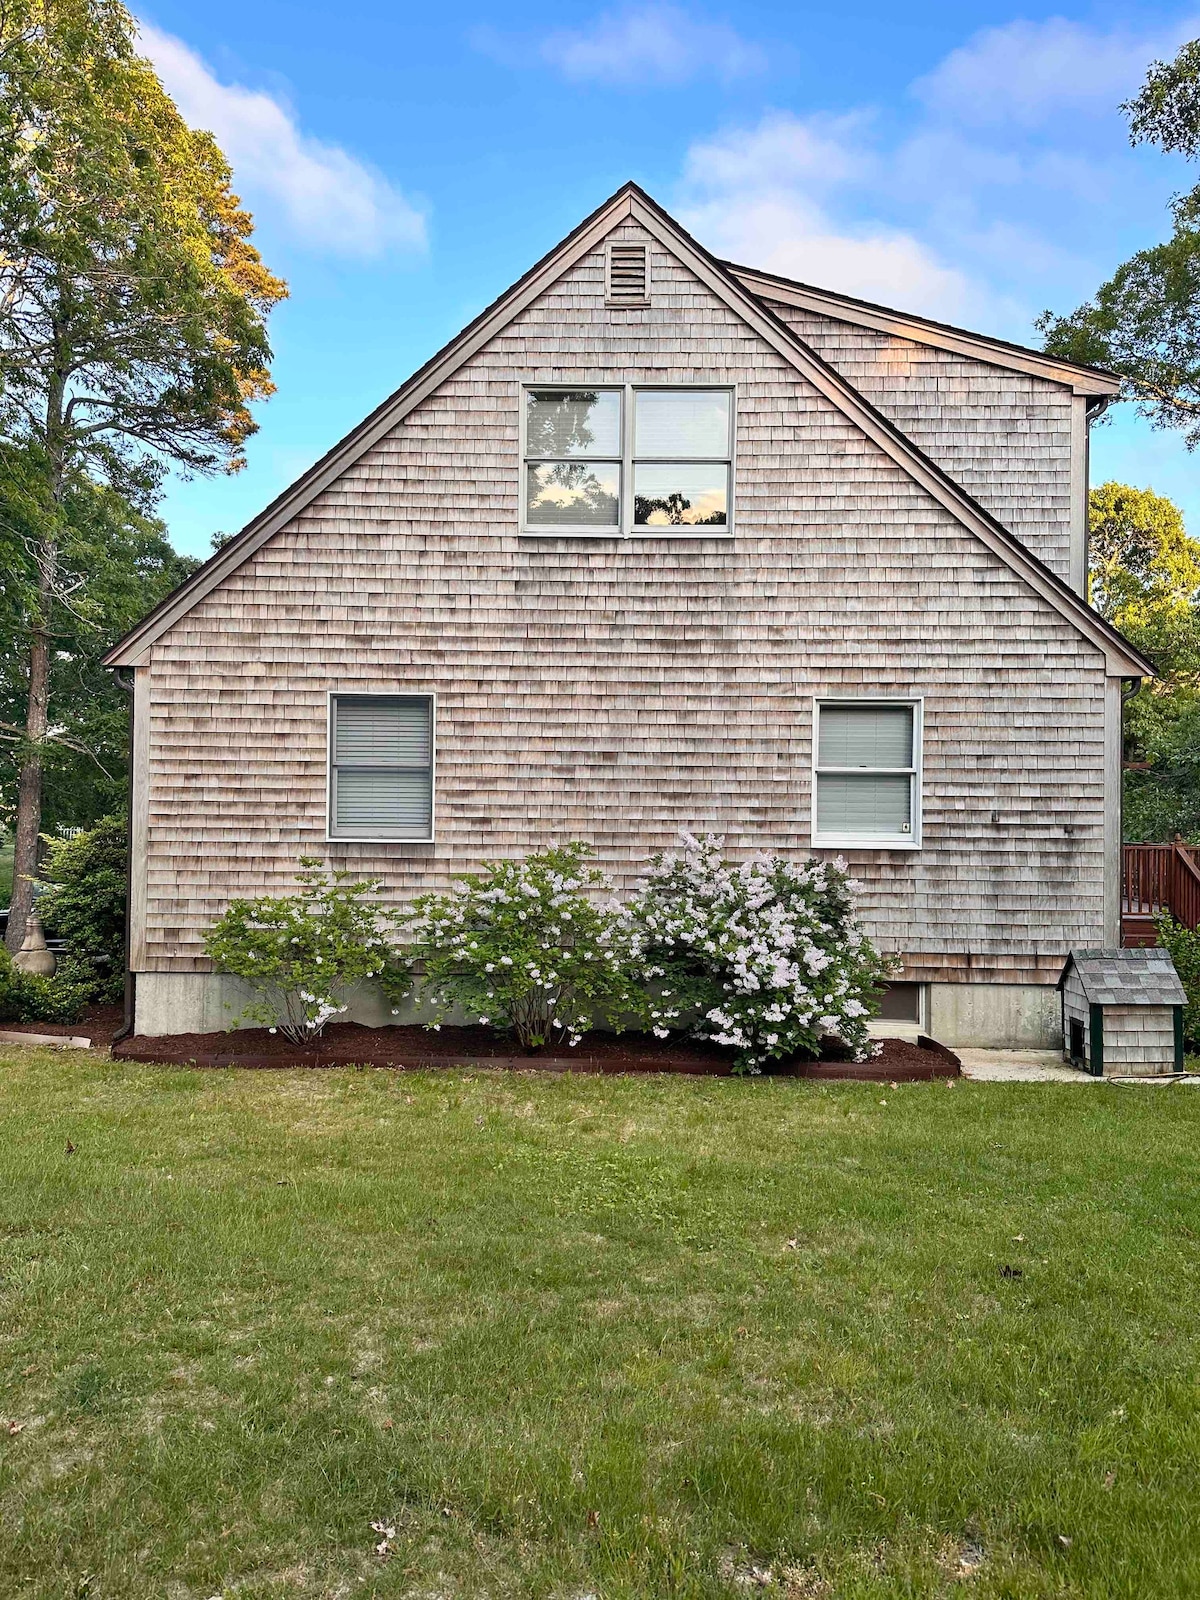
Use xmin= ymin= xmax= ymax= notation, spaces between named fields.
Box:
xmin=112 ymin=667 xmax=136 ymax=1044
xmin=1119 ymin=676 xmax=1144 ymax=945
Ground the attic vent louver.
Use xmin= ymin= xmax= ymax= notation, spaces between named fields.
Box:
xmin=606 ymin=242 xmax=649 ymax=306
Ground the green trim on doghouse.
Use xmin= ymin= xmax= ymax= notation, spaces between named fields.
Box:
xmin=1175 ymin=1006 xmax=1185 ymax=1073
xmin=1089 ymin=1004 xmax=1105 ymax=1077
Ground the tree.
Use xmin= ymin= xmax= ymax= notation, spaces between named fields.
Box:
xmin=1039 ymin=39 xmax=1200 ymax=447
xmin=0 ymin=452 xmax=197 ymax=833
xmin=0 ymin=0 xmax=286 ymax=949
xmin=1088 ymin=482 xmax=1200 ymax=841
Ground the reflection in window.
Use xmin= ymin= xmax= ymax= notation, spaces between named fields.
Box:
xmin=524 ymin=390 xmax=622 ymax=530
xmin=632 ymin=390 xmax=730 ymax=529
xmin=526 ymin=462 xmax=620 ymax=527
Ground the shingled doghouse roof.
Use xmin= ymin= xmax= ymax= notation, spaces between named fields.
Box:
xmin=1058 ymin=949 xmax=1186 ymax=1007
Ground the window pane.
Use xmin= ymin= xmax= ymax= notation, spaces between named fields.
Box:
xmin=633 ymin=463 xmax=727 ymax=527
xmin=335 ymin=697 xmax=430 ymax=766
xmin=526 ymin=390 xmax=621 ymax=458
xmin=335 ymin=768 xmax=431 ymax=838
xmin=635 ymin=390 xmax=730 ymax=458
xmin=818 ymin=705 xmax=913 ymax=769
xmin=526 ymin=462 xmax=620 ymax=527
xmin=817 ymin=773 xmax=912 ymax=836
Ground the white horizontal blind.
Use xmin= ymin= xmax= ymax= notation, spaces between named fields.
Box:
xmin=815 ymin=703 xmax=916 ymax=841
xmin=818 ymin=705 xmax=912 ymax=769
xmin=331 ymin=696 xmax=432 ymax=839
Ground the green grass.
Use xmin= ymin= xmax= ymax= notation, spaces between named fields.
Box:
xmin=3 ymin=1053 xmax=1200 ymax=1599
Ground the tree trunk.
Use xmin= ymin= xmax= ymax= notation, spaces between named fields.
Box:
xmin=7 ymin=362 xmax=66 ymax=953
xmin=6 ymin=569 xmax=53 ymax=952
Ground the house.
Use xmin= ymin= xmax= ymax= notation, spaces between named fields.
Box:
xmin=102 ymin=183 xmax=1153 ymax=1047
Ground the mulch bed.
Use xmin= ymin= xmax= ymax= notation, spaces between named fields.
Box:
xmin=1 ymin=1004 xmax=125 ymax=1049
xmin=112 ymin=1023 xmax=960 ymax=1080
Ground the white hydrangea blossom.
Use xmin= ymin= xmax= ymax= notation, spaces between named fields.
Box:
xmin=630 ymin=832 xmax=889 ymax=1073
xmin=401 ymin=844 xmax=648 ymax=1052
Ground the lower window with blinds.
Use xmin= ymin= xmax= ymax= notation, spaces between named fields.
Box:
xmin=328 ymin=694 xmax=434 ymax=841
xmin=812 ymin=699 xmax=922 ymax=849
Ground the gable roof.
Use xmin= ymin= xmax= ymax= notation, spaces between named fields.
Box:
xmin=1059 ymin=948 xmax=1186 ymax=1006
xmin=104 ymin=182 xmax=1151 ymax=678
xmin=725 ymin=261 xmax=1121 ymax=400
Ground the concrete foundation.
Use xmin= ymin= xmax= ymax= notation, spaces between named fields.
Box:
xmin=133 ymin=971 xmax=1065 ymax=1050
xmin=927 ymin=982 xmax=1062 ymax=1049
xmin=132 ymin=972 xmax=426 ymax=1036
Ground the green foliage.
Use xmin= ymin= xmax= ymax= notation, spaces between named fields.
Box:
xmin=0 ymin=946 xmax=85 ymax=1024
xmin=0 ymin=458 xmax=198 ymax=832
xmin=400 ymin=843 xmax=647 ymax=1051
xmin=1155 ymin=914 xmax=1200 ymax=1047
xmin=37 ymin=816 xmax=126 ymax=1000
xmin=627 ymin=833 xmax=892 ymax=1073
xmin=0 ymin=0 xmax=288 ymax=494
xmin=203 ymin=860 xmax=404 ymax=1045
xmin=1088 ymin=481 xmax=1200 ymax=841
xmin=1089 ymin=481 xmax=1200 ymax=625
xmin=1039 ymin=41 xmax=1200 ymax=445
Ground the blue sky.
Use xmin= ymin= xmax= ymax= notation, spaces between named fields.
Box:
xmin=136 ymin=0 xmax=1200 ymax=558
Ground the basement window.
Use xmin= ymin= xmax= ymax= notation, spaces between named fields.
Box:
xmin=812 ymin=699 xmax=922 ymax=849
xmin=328 ymin=694 xmax=434 ymax=842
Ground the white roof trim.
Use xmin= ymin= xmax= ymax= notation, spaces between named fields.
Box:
xmin=105 ymin=183 xmax=1149 ymax=679
xmin=730 ymin=264 xmax=1120 ymax=398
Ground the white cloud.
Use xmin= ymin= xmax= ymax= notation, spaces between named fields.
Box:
xmin=679 ymin=113 xmax=999 ymax=324
xmin=539 ymin=3 xmax=765 ymax=86
xmin=138 ymin=23 xmax=426 ymax=258
xmin=913 ymin=15 xmax=1197 ymax=129
xmin=675 ymin=16 xmax=1200 ymax=335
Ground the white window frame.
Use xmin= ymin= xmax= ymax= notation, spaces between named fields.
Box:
xmin=519 ymin=382 xmax=735 ymax=538
xmin=811 ymin=697 xmax=923 ymax=850
xmin=326 ymin=690 xmax=437 ymax=844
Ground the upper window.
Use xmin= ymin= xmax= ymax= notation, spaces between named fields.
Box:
xmin=812 ymin=700 xmax=921 ymax=849
xmin=329 ymin=694 xmax=434 ymax=842
xmin=522 ymin=385 xmax=733 ymax=536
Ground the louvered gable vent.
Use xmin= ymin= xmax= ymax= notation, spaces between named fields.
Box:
xmin=606 ymin=242 xmax=648 ymax=306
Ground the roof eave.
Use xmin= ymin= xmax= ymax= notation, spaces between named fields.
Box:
xmin=728 ymin=261 xmax=1121 ymax=397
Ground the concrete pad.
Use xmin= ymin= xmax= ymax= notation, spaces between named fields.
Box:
xmin=0 ymin=1030 xmax=91 ymax=1050
xmin=957 ymin=1049 xmax=1095 ymax=1083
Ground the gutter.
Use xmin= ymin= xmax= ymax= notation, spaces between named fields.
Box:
xmin=112 ymin=667 xmax=136 ymax=1044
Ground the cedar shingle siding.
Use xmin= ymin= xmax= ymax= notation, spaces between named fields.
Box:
xmin=135 ymin=219 xmax=1116 ymax=994
xmin=767 ymin=307 xmax=1076 ymax=583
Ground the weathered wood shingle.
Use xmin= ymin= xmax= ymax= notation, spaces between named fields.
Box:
xmin=137 ymin=222 xmax=1110 ymax=982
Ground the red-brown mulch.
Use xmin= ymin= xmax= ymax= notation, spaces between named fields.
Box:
xmin=1 ymin=1004 xmax=124 ymax=1048
xmin=112 ymin=1022 xmax=959 ymax=1080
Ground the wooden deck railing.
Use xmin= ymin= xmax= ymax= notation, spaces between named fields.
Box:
xmin=1123 ymin=842 xmax=1200 ymax=931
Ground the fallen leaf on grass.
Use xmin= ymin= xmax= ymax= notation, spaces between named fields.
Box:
xmin=7 ymin=1421 xmax=24 ymax=1435
xmin=586 ymin=1509 xmax=600 ymax=1529
xmin=999 ymin=1265 xmax=1023 ymax=1280
xmin=64 ymin=1140 xmax=75 ymax=1155
xmin=1057 ymin=1534 xmax=1072 ymax=1549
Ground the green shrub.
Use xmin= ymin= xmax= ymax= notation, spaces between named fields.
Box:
xmin=627 ymin=833 xmax=894 ymax=1073
xmin=203 ymin=859 xmax=405 ymax=1044
xmin=1156 ymin=915 xmax=1200 ymax=1049
xmin=400 ymin=843 xmax=646 ymax=1051
xmin=0 ymin=948 xmax=87 ymax=1025
xmin=38 ymin=817 xmax=127 ymax=1002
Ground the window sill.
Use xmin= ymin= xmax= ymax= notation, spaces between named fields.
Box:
xmin=325 ymin=836 xmax=435 ymax=846
xmin=811 ymin=837 xmax=922 ymax=851
xmin=518 ymin=529 xmax=734 ymax=540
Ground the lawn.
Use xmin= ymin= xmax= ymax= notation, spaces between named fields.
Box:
xmin=2 ymin=1053 xmax=1200 ymax=1599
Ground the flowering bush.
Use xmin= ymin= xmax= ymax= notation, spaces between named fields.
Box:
xmin=399 ymin=843 xmax=645 ymax=1051
xmin=629 ymin=833 xmax=892 ymax=1073
xmin=204 ymin=860 xmax=406 ymax=1045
